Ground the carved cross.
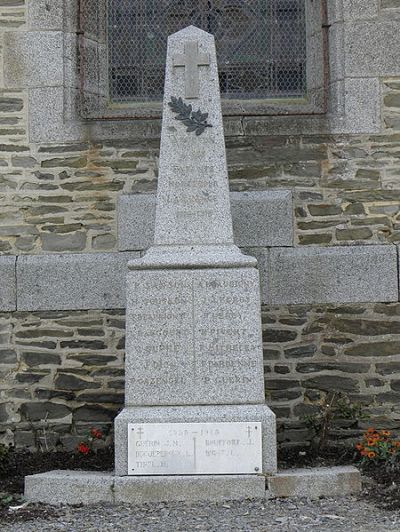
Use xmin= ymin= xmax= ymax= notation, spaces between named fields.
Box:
xmin=173 ymin=41 xmax=210 ymax=99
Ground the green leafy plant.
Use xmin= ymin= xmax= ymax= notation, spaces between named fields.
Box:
xmin=0 ymin=493 xmax=14 ymax=507
xmin=304 ymin=391 xmax=368 ymax=452
xmin=0 ymin=492 xmax=25 ymax=511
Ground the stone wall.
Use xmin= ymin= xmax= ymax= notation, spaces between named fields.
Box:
xmin=263 ymin=303 xmax=400 ymax=446
xmin=3 ymin=304 xmax=400 ymax=450
xmin=1 ymin=0 xmax=400 ymax=449
xmin=0 ymin=309 xmax=125 ymax=450
xmin=1 ymin=78 xmax=400 ymax=254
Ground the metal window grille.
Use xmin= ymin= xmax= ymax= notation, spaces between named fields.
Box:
xmin=107 ymin=0 xmax=307 ymax=103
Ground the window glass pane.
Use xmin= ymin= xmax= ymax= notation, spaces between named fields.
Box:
xmin=108 ymin=0 xmax=306 ymax=103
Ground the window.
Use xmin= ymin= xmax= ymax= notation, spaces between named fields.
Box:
xmin=78 ymin=0 xmax=326 ymax=118
xmin=108 ymin=0 xmax=307 ymax=103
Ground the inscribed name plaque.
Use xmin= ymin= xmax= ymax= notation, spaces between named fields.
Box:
xmin=125 ymin=268 xmax=265 ymax=406
xmin=128 ymin=422 xmax=262 ymax=475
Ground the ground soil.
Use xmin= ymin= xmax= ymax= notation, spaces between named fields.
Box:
xmin=0 ymin=446 xmax=399 ymax=525
xmin=278 ymin=446 xmax=400 ymax=511
xmin=277 ymin=446 xmax=357 ymax=469
xmin=0 ymin=447 xmax=113 ymax=494
xmin=0 ymin=447 xmax=113 ymax=524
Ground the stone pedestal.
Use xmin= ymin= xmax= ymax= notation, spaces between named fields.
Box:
xmin=115 ymin=405 xmax=277 ymax=476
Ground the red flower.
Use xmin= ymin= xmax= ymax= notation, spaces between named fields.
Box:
xmin=90 ymin=428 xmax=103 ymax=440
xmin=77 ymin=442 xmax=90 ymax=455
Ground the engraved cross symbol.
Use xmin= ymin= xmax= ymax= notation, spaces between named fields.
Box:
xmin=137 ymin=427 xmax=144 ymax=440
xmin=173 ymin=40 xmax=210 ymax=99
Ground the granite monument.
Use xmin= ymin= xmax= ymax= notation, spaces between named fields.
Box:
xmin=113 ymin=25 xmax=277 ymax=498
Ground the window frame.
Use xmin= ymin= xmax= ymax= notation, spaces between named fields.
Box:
xmin=78 ymin=0 xmax=328 ymax=120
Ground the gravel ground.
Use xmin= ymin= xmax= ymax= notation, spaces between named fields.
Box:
xmin=2 ymin=496 xmax=400 ymax=532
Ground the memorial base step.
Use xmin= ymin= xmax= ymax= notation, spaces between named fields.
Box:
xmin=24 ymin=471 xmax=266 ymax=505
xmin=24 ymin=466 xmax=361 ymax=506
xmin=266 ymin=466 xmax=361 ymax=499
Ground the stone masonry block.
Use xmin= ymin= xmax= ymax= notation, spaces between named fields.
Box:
xmin=25 ymin=471 xmax=114 ymax=505
xmin=17 ymin=252 xmax=139 ymax=311
xmin=64 ymin=33 xmax=80 ymax=90
xmin=345 ymin=21 xmax=400 ymax=77
xmin=118 ymin=194 xmax=156 ymax=251
xmin=267 ymin=245 xmax=398 ymax=305
xmin=64 ymin=0 xmax=80 ymax=33
xmin=267 ymin=466 xmax=361 ymax=499
xmin=242 ymin=248 xmax=270 ymax=305
xmin=4 ymin=32 xmax=63 ymax=89
xmin=327 ymin=0 xmax=343 ymax=24
xmin=343 ymin=0 xmax=379 ymax=19
xmin=118 ymin=191 xmax=293 ymax=251
xmin=28 ymin=0 xmax=64 ymax=30
xmin=29 ymin=86 xmax=64 ymax=143
xmin=29 ymin=87 xmax=83 ymax=143
xmin=231 ymin=191 xmax=293 ymax=247
xmin=114 ymin=475 xmax=266 ymax=503
xmin=344 ymin=78 xmax=380 ymax=134
xmin=328 ymin=23 xmax=345 ymax=83
xmin=0 ymin=256 xmax=16 ymax=311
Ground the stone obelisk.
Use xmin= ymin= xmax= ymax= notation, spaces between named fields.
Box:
xmin=114 ymin=26 xmax=277 ymax=500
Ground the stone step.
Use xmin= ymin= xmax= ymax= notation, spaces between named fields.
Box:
xmin=267 ymin=466 xmax=362 ymax=499
xmin=25 ymin=471 xmax=266 ymax=505
xmin=25 ymin=466 xmax=361 ymax=505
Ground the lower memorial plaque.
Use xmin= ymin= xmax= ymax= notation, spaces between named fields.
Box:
xmin=128 ymin=422 xmax=262 ymax=475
